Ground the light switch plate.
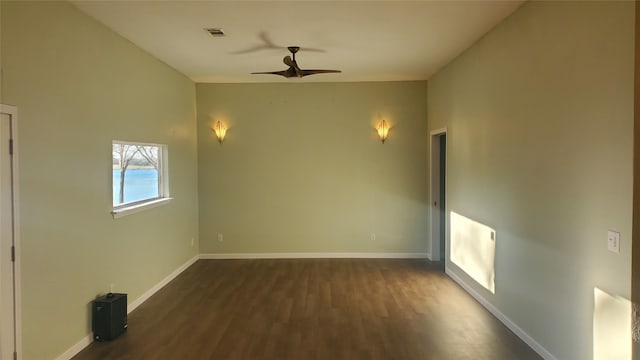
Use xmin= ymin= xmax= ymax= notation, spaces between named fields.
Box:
xmin=607 ymin=230 xmax=620 ymax=253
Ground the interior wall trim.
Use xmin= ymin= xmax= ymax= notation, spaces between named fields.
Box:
xmin=445 ymin=268 xmax=557 ymax=360
xmin=200 ymin=252 xmax=430 ymax=260
xmin=53 ymin=255 xmax=199 ymax=360
xmin=53 ymin=335 xmax=92 ymax=360
xmin=128 ymin=255 xmax=199 ymax=312
xmin=631 ymin=0 xmax=640 ymax=357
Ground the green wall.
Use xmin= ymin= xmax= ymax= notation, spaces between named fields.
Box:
xmin=2 ymin=0 xmax=634 ymax=359
xmin=427 ymin=1 xmax=633 ymax=359
xmin=1 ymin=2 xmax=199 ymax=359
xmin=196 ymin=82 xmax=429 ymax=255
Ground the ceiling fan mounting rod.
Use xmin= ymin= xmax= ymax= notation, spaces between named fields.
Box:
xmin=288 ymin=46 xmax=300 ymax=61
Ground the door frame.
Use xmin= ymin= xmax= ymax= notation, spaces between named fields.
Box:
xmin=0 ymin=104 xmax=22 ymax=360
xmin=632 ymin=0 xmax=640 ymax=356
xmin=429 ymin=128 xmax=447 ymax=263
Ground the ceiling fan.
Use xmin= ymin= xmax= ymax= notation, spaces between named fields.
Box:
xmin=231 ymin=32 xmax=325 ymax=55
xmin=251 ymin=46 xmax=341 ymax=78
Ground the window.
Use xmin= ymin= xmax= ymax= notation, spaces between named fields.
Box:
xmin=111 ymin=141 xmax=170 ymax=218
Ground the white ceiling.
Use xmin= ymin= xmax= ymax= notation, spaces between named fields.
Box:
xmin=71 ymin=1 xmax=524 ymax=83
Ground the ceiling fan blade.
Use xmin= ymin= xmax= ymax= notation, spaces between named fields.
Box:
xmin=283 ymin=56 xmax=304 ymax=77
xmin=300 ymin=69 xmax=342 ymax=77
xmin=283 ymin=56 xmax=294 ymax=67
xmin=251 ymin=70 xmax=293 ymax=78
xmin=231 ymin=32 xmax=327 ymax=55
xmin=251 ymin=66 xmax=298 ymax=78
xmin=230 ymin=31 xmax=281 ymax=54
xmin=298 ymin=47 xmax=326 ymax=53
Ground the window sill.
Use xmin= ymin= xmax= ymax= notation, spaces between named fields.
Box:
xmin=111 ymin=197 xmax=173 ymax=219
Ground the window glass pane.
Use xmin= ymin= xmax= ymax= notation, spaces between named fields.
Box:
xmin=112 ymin=143 xmax=162 ymax=206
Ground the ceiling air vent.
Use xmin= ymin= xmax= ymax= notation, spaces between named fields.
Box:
xmin=205 ymin=28 xmax=225 ymax=37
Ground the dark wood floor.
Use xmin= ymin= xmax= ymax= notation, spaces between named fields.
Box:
xmin=73 ymin=259 xmax=541 ymax=360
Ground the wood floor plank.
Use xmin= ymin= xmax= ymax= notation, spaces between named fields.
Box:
xmin=72 ymin=259 xmax=541 ymax=360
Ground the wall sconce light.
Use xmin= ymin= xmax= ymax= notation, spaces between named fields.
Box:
xmin=376 ymin=119 xmax=390 ymax=144
xmin=212 ymin=120 xmax=227 ymax=144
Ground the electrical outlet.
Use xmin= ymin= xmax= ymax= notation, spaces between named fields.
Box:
xmin=109 ymin=283 xmax=114 ymax=293
xmin=190 ymin=238 xmax=194 ymax=247
xmin=607 ymin=230 xmax=620 ymax=253
xmin=217 ymin=233 xmax=223 ymax=242
xmin=371 ymin=233 xmax=376 ymax=241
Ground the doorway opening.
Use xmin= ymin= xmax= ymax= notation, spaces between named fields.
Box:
xmin=430 ymin=129 xmax=447 ymax=269
xmin=0 ymin=104 xmax=20 ymax=360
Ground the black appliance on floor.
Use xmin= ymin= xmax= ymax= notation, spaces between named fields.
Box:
xmin=92 ymin=293 xmax=127 ymax=341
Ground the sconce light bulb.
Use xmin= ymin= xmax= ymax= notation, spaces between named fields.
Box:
xmin=377 ymin=119 xmax=389 ymax=144
xmin=213 ymin=120 xmax=227 ymax=144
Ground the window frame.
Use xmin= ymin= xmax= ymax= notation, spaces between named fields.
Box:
xmin=111 ymin=140 xmax=171 ymax=218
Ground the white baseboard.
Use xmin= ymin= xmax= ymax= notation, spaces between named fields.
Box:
xmin=129 ymin=255 xmax=199 ymax=312
xmin=200 ymin=252 xmax=429 ymax=259
xmin=445 ymin=268 xmax=557 ymax=360
xmin=53 ymin=334 xmax=93 ymax=360
xmin=54 ymin=254 xmax=199 ymax=360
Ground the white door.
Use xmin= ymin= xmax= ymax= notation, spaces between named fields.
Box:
xmin=0 ymin=105 xmax=18 ymax=360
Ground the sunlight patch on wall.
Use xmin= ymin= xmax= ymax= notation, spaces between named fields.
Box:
xmin=450 ymin=212 xmax=496 ymax=293
xmin=593 ymin=288 xmax=631 ymax=360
